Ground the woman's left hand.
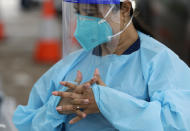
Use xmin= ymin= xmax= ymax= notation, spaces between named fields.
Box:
xmin=53 ymin=69 xmax=106 ymax=124
xmin=69 ymin=83 xmax=99 ymax=124
xmin=69 ymin=69 xmax=106 ymax=124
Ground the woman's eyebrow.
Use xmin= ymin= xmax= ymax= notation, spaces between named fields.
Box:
xmin=82 ymin=9 xmax=97 ymax=12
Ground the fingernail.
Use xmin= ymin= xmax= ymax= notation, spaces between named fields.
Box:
xmin=52 ymin=91 xmax=57 ymax=96
xmin=60 ymin=81 xmax=66 ymax=85
xmin=82 ymin=113 xmax=86 ymax=118
xmin=69 ymin=120 xmax=73 ymax=124
xmin=96 ymin=68 xmax=99 ymax=74
xmin=83 ymin=99 xmax=89 ymax=104
xmin=56 ymin=106 xmax=62 ymax=111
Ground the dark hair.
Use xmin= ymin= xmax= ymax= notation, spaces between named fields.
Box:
xmin=115 ymin=2 xmax=152 ymax=36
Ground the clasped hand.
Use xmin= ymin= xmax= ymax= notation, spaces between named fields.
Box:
xmin=52 ymin=69 xmax=106 ymax=124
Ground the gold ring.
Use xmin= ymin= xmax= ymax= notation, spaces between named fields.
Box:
xmin=73 ymin=106 xmax=80 ymax=110
xmin=76 ymin=106 xmax=80 ymax=110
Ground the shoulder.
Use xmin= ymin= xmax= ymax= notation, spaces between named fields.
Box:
xmin=138 ymin=31 xmax=180 ymax=63
xmin=139 ymin=31 xmax=168 ymax=56
xmin=35 ymin=49 xmax=86 ymax=86
xmin=138 ymin=31 xmax=190 ymax=83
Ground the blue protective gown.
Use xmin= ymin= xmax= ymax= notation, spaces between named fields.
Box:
xmin=13 ymin=32 xmax=190 ymax=131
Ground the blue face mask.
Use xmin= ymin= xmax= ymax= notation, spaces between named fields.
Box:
xmin=74 ymin=15 xmax=113 ymax=51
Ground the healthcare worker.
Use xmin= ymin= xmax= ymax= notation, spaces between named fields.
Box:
xmin=13 ymin=0 xmax=190 ymax=131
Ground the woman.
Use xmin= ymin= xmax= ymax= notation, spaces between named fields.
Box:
xmin=13 ymin=0 xmax=190 ymax=131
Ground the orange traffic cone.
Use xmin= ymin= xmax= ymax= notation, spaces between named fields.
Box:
xmin=0 ymin=21 xmax=5 ymax=40
xmin=34 ymin=0 xmax=61 ymax=64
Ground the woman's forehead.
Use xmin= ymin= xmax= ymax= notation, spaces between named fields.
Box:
xmin=73 ymin=3 xmax=110 ymax=10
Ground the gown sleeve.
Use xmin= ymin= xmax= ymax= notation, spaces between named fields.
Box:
xmin=92 ymin=49 xmax=190 ymax=131
xmin=13 ymin=60 xmax=67 ymax=131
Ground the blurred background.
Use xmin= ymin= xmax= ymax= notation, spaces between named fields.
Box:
xmin=0 ymin=0 xmax=189 ymax=130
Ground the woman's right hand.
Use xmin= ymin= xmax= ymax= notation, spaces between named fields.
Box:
xmin=56 ymin=89 xmax=74 ymax=114
xmin=53 ymin=71 xmax=96 ymax=116
xmin=56 ymin=71 xmax=83 ymax=115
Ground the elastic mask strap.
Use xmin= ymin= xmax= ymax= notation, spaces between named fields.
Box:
xmin=98 ymin=5 xmax=115 ymax=24
xmin=108 ymin=15 xmax=133 ymax=40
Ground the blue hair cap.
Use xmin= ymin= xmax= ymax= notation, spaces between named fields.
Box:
xmin=63 ymin=0 xmax=120 ymax=4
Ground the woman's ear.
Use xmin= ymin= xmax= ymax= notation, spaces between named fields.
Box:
xmin=121 ymin=1 xmax=132 ymax=19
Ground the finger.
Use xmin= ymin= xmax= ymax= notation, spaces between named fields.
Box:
xmin=60 ymin=81 xmax=77 ymax=90
xmin=56 ymin=105 xmax=88 ymax=112
xmin=70 ymin=92 xmax=85 ymax=99
xmin=69 ymin=110 xmax=88 ymax=124
xmin=74 ymin=83 xmax=88 ymax=94
xmin=94 ymin=68 xmax=106 ymax=86
xmin=71 ymin=99 xmax=89 ymax=105
xmin=74 ymin=80 xmax=94 ymax=94
xmin=52 ymin=91 xmax=64 ymax=96
xmin=52 ymin=91 xmax=71 ymax=98
xmin=75 ymin=110 xmax=87 ymax=119
xmin=74 ymin=70 xmax=83 ymax=85
xmin=69 ymin=116 xmax=82 ymax=124
xmin=88 ymin=77 xmax=97 ymax=85
xmin=81 ymin=83 xmax=91 ymax=96
xmin=52 ymin=91 xmax=83 ymax=99
xmin=56 ymin=105 xmax=75 ymax=112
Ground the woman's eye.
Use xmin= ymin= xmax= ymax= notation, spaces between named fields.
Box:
xmin=74 ymin=10 xmax=80 ymax=14
xmin=87 ymin=13 xmax=96 ymax=16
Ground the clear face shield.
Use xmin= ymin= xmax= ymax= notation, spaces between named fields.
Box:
xmin=62 ymin=0 xmax=133 ymax=57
